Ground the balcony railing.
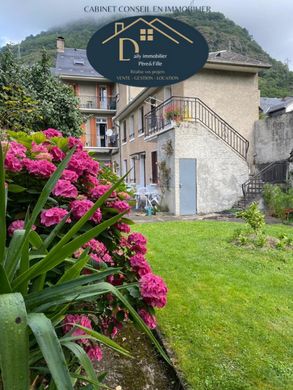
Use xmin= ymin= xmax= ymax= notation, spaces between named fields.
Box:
xmin=78 ymin=95 xmax=116 ymax=110
xmin=145 ymin=96 xmax=249 ymax=160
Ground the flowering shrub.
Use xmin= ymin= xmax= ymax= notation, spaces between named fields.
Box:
xmin=3 ymin=129 xmax=168 ymax=365
xmin=164 ymin=104 xmax=182 ymax=121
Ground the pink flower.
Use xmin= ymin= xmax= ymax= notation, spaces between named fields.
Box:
xmin=128 ymin=232 xmax=147 ymax=254
xmin=68 ymin=136 xmax=83 ymax=151
xmin=52 ymin=179 xmax=78 ymax=198
xmin=115 ymin=222 xmax=131 ymax=234
xmin=9 ymin=142 xmax=27 ymax=158
xmin=138 ymin=308 xmax=157 ymax=329
xmin=40 ymin=207 xmax=69 ymax=227
xmin=50 ymin=146 xmax=65 ymax=162
xmin=31 ymin=142 xmax=48 ymax=153
xmin=68 ymin=152 xmax=99 ymax=176
xmin=8 ymin=220 xmax=36 ymax=236
xmin=118 ymin=192 xmax=131 ymax=200
xmin=90 ymin=185 xmax=111 ymax=199
xmin=35 ymin=152 xmax=53 ymax=161
xmin=109 ymin=200 xmax=130 ymax=213
xmin=139 ymin=273 xmax=168 ymax=308
xmin=23 ymin=158 xmax=56 ymax=178
xmin=43 ymin=128 xmax=63 ymax=138
xmin=70 ymin=199 xmax=102 ymax=223
xmin=61 ymin=169 xmax=79 ymax=182
xmin=90 ymin=253 xmax=103 ymax=263
xmin=62 ymin=314 xmax=92 ymax=345
xmin=4 ymin=153 xmax=22 ymax=172
xmin=130 ymin=254 xmax=152 ymax=277
xmin=83 ymin=239 xmax=106 ymax=254
xmin=86 ymin=345 xmax=103 ymax=362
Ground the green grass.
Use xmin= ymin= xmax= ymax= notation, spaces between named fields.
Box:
xmin=135 ymin=221 xmax=293 ymax=390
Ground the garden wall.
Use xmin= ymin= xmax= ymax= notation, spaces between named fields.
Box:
xmin=254 ymin=112 xmax=293 ymax=164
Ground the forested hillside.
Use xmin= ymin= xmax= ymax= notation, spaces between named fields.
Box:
xmin=3 ymin=11 xmax=293 ymax=97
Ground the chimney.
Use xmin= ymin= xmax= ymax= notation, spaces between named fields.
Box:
xmin=56 ymin=36 xmax=65 ymax=53
xmin=115 ymin=23 xmax=124 ymax=34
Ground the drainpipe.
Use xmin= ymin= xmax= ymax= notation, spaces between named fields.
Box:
xmin=115 ymin=120 xmax=122 ymax=178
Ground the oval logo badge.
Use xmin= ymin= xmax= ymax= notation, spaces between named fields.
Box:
xmin=87 ymin=15 xmax=209 ymax=87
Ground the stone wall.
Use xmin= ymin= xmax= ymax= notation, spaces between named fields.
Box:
xmin=254 ymin=112 xmax=293 ymax=164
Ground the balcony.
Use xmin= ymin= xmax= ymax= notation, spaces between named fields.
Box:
xmin=144 ymin=96 xmax=249 ymax=160
xmin=78 ymin=95 xmax=117 ymax=112
xmin=84 ymin=134 xmax=119 ymax=154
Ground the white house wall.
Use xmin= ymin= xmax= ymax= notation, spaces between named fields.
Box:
xmin=157 ymin=122 xmax=249 ymax=215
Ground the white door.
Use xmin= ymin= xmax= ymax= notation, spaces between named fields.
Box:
xmin=139 ymin=155 xmax=146 ymax=186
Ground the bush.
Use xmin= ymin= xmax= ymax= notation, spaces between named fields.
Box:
xmin=236 ymin=202 xmax=265 ymax=234
xmin=0 ymin=129 xmax=169 ymax=388
xmin=263 ymin=184 xmax=293 ymax=220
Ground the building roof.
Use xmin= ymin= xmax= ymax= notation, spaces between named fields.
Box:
xmin=260 ymin=96 xmax=293 ymax=114
xmin=208 ymin=50 xmax=271 ymax=69
xmin=53 ymin=48 xmax=271 ymax=80
xmin=53 ymin=48 xmax=104 ymax=79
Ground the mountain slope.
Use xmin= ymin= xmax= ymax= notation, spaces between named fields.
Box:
xmin=3 ymin=11 xmax=293 ymax=97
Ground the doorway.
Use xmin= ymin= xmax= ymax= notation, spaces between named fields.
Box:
xmin=179 ymin=158 xmax=197 ymax=215
xmin=96 ymin=118 xmax=107 ymax=147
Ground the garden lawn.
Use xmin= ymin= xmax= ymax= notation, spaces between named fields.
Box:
xmin=135 ymin=221 xmax=293 ymax=390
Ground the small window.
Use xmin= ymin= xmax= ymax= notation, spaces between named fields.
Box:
xmin=129 ymin=115 xmax=135 ymax=139
xmin=140 ymin=29 xmax=153 ymax=41
xmin=122 ymin=120 xmax=127 ymax=143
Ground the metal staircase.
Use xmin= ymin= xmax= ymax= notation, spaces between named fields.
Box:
xmin=237 ymin=160 xmax=289 ymax=208
xmin=145 ymin=96 xmax=249 ymax=160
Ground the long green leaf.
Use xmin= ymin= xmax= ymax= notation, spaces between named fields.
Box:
xmin=7 ymin=147 xmax=75 ymax=279
xmin=42 ymin=211 xmax=71 ymax=249
xmin=0 ymin=293 xmax=29 ymax=390
xmin=64 ymin=324 xmax=131 ymax=357
xmin=56 ymin=249 xmax=90 ymax=285
xmin=27 ymin=313 xmax=73 ymax=390
xmin=62 ymin=341 xmax=100 ymax=389
xmin=13 ymin=212 xmax=125 ymax=288
xmin=5 ymin=229 xmax=25 ymax=281
xmin=25 ymin=270 xmax=121 ymax=310
xmin=0 ymin=264 xmax=12 ymax=293
xmin=0 ymin=143 xmax=6 ymax=263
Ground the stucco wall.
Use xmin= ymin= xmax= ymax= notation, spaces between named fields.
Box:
xmin=156 ymin=122 xmax=249 ymax=214
xmin=183 ymin=69 xmax=259 ymax=164
xmin=254 ymin=112 xmax=293 ymax=164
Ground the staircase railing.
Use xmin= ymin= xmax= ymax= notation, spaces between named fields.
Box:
xmin=144 ymin=96 xmax=249 ymax=159
xmin=242 ymin=161 xmax=289 ymax=198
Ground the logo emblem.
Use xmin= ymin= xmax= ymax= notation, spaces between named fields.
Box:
xmin=87 ymin=16 xmax=209 ymax=87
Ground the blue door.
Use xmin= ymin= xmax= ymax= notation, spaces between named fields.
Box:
xmin=179 ymin=159 xmax=197 ymax=215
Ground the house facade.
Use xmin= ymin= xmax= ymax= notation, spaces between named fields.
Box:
xmin=54 ymin=37 xmax=118 ymax=163
xmin=53 ymin=38 xmax=271 ymax=215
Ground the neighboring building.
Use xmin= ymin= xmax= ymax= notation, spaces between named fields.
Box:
xmin=53 ymin=38 xmax=272 ymax=215
xmin=53 ymin=37 xmax=119 ymax=163
xmin=260 ymin=97 xmax=293 ymax=116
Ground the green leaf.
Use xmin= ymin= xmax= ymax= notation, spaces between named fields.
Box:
xmin=13 ymin=212 xmax=125 ymax=288
xmin=64 ymin=324 xmax=131 ymax=357
xmin=25 ymin=270 xmax=120 ymax=310
xmin=56 ymin=250 xmax=90 ymax=285
xmin=7 ymin=183 xmax=27 ymax=193
xmin=5 ymin=229 xmax=26 ymax=282
xmin=28 ymin=313 xmax=73 ymax=390
xmin=62 ymin=341 xmax=100 ymax=389
xmin=0 ymin=143 xmax=6 ymax=264
xmin=0 ymin=293 xmax=29 ymax=390
xmin=0 ymin=264 xmax=12 ymax=293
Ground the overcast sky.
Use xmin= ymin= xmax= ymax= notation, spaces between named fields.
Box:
xmin=0 ymin=0 xmax=292 ymax=69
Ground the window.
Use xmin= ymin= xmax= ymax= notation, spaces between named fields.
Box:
xmin=164 ymin=86 xmax=172 ymax=101
xmin=130 ymin=157 xmax=136 ymax=183
xmin=138 ymin=106 xmax=144 ymax=134
xmin=129 ymin=115 xmax=135 ymax=140
xmin=73 ymin=58 xmax=85 ymax=65
xmin=123 ymin=159 xmax=128 ymax=182
xmin=122 ymin=120 xmax=127 ymax=143
xmin=140 ymin=29 xmax=154 ymax=41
